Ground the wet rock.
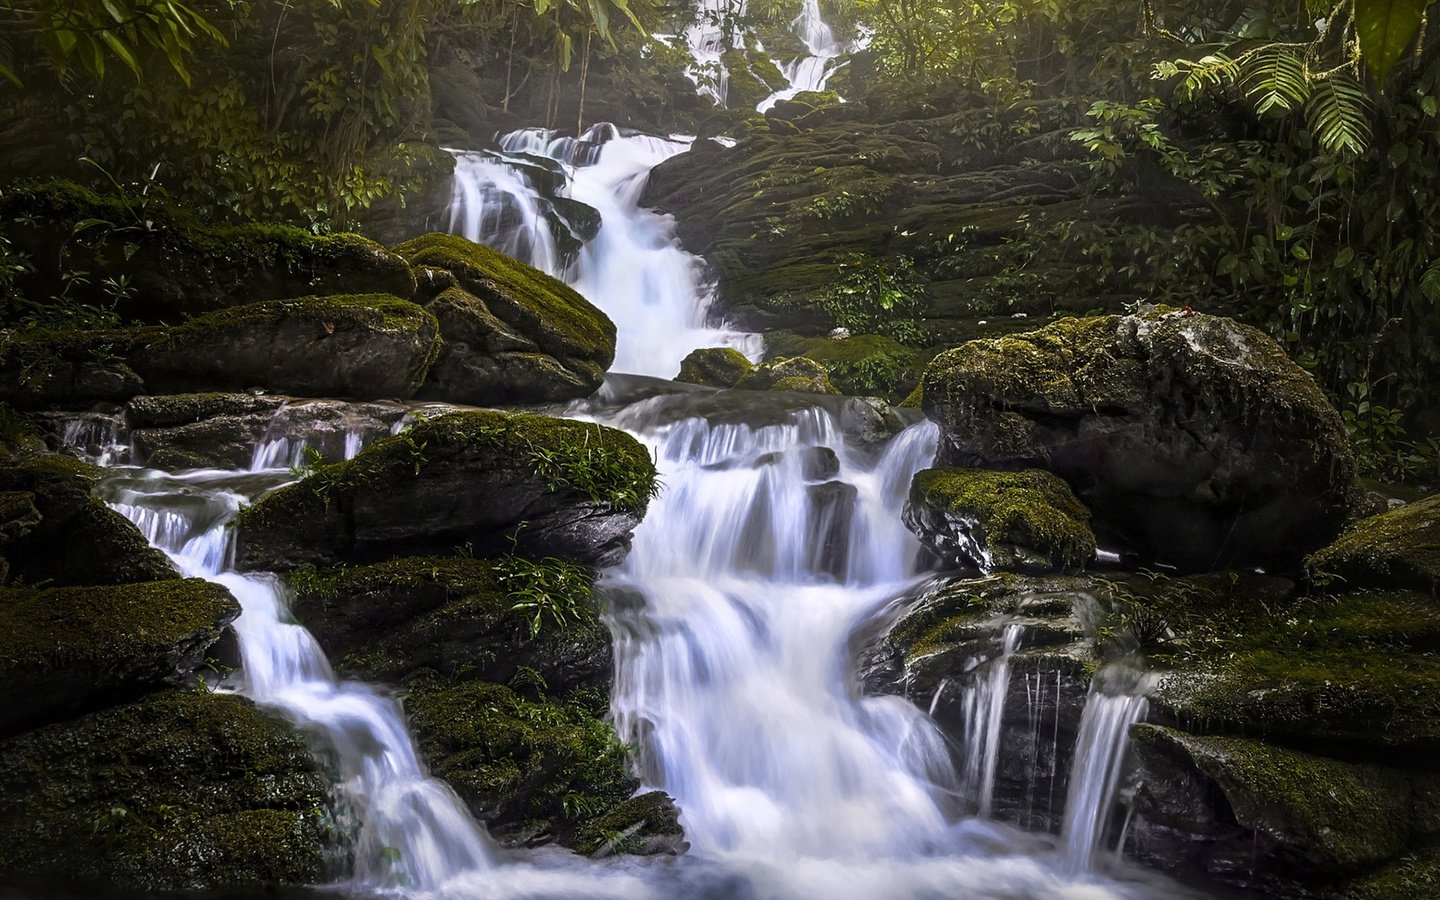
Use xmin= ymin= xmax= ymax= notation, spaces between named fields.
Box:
xmin=0 ymin=579 xmax=238 ymax=736
xmin=126 ymin=392 xmax=286 ymax=427
xmin=573 ymin=791 xmax=687 ymax=857
xmin=903 ymin=466 xmax=1097 ymax=573
xmin=764 ymin=332 xmax=927 ymax=402
xmin=0 ymin=454 xmax=176 ymax=586
xmin=0 ymin=330 xmax=145 ymax=410
xmin=394 ymin=233 xmax=616 ymax=404
xmin=1129 ymin=725 xmax=1438 ymax=886
xmin=0 ymin=691 xmax=333 ymax=891
xmin=675 ymin=347 xmax=754 ymax=388
xmin=403 ymin=678 xmax=638 ymax=850
xmin=736 ymin=356 xmax=841 ymax=395
xmin=1307 ymin=495 xmax=1440 ymax=595
xmin=131 ymin=294 xmax=440 ymax=400
xmin=801 ymin=446 xmax=841 ymax=480
xmin=806 ymin=479 xmax=858 ymax=579
xmin=290 ymin=556 xmax=611 ymax=694
xmin=921 ymin=307 xmax=1357 ymax=571
xmin=237 ymin=410 xmax=656 ymax=570
xmin=0 ymin=490 xmax=41 ymax=544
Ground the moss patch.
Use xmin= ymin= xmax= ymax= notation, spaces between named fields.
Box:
xmin=0 ymin=690 xmax=332 ymax=891
xmin=676 ymin=347 xmax=753 ymax=387
xmin=906 ymin=466 xmax=1096 ymax=572
xmin=0 ymin=579 xmax=238 ymax=734
xmin=1307 ymin=495 xmax=1440 ymax=595
xmin=735 ymin=356 xmax=841 ymax=394
xmin=765 ymin=332 xmax=927 ymax=400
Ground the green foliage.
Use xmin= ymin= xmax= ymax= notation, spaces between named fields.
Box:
xmin=527 ymin=426 xmax=660 ymax=511
xmin=495 ymin=554 xmax=594 ymax=639
xmin=1356 ymin=0 xmax=1432 ymax=82
xmin=802 ymin=255 xmax=928 ymax=344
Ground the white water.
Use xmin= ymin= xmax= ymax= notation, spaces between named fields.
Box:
xmin=447 ymin=125 xmax=758 ymax=377
xmin=1059 ymin=678 xmax=1153 ymax=873
xmin=103 ymin=466 xmax=497 ymax=892
xmin=960 ymin=623 xmax=1022 ymax=818
xmin=756 ymin=0 xmax=844 ymax=112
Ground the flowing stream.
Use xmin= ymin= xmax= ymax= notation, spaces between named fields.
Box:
xmin=64 ymin=2 xmax=1192 ymax=892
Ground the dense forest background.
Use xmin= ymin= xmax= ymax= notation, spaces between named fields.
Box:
xmin=2 ymin=0 xmax=1438 ymax=477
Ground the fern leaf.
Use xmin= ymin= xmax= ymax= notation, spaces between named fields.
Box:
xmin=1242 ymin=46 xmax=1309 ymax=115
xmin=1306 ymin=73 xmax=1373 ymax=155
xmin=1422 ymin=261 xmax=1440 ymax=303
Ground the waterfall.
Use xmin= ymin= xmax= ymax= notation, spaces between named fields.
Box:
xmin=447 ymin=126 xmax=758 ymax=378
xmin=756 ymin=0 xmax=844 ymax=112
xmin=101 ymin=465 xmax=497 ymax=891
xmin=1058 ymin=674 xmax=1153 ymax=873
xmin=959 ymin=623 xmax=1021 ymax=818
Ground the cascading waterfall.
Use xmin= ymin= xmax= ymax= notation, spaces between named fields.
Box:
xmin=1058 ymin=674 xmax=1154 ymax=873
xmin=447 ymin=125 xmax=757 ymax=377
xmin=756 ymin=0 xmax=844 ymax=112
xmin=99 ymin=464 xmax=497 ymax=892
xmin=959 ymin=623 xmax=1022 ymax=818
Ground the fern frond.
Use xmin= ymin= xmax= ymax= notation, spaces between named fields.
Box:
xmin=1306 ymin=72 xmax=1372 ymax=154
xmin=1421 ymin=261 xmax=1440 ymax=303
xmin=1242 ymin=46 xmax=1310 ymax=115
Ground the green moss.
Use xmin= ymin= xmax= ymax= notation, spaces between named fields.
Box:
xmin=676 ymin=347 xmax=753 ymax=387
xmin=393 ymin=233 xmax=615 ymax=364
xmin=909 ymin=466 xmax=1096 ymax=571
xmin=765 ymin=332 xmax=927 ymax=400
xmin=0 ymin=579 xmax=238 ymax=730
xmin=1133 ymin=725 xmax=1416 ymax=870
xmin=571 ymin=791 xmax=683 ymax=857
xmin=404 ymin=678 xmax=637 ymax=847
xmin=158 ymin=293 xmax=435 ymax=343
xmin=735 ymin=356 xmax=841 ymax=394
xmin=0 ymin=691 xmax=331 ymax=890
xmin=1308 ymin=495 xmax=1440 ymax=594
xmin=899 ymin=382 xmax=924 ymax=408
xmin=1341 ymin=837 xmax=1440 ymax=900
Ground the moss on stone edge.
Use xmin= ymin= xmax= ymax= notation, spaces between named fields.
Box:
xmin=1339 ymin=837 xmax=1440 ymax=900
xmin=393 ymin=233 xmax=616 ymax=365
xmin=675 ymin=347 xmax=753 ymax=387
xmin=1307 ymin=495 xmax=1440 ymax=594
xmin=764 ymin=332 xmax=926 ymax=400
xmin=908 ymin=466 xmax=1097 ymax=571
xmin=158 ymin=292 xmax=435 ymax=342
xmin=403 ymin=678 xmax=637 ymax=848
xmin=1133 ymin=725 xmax=1419 ymax=870
xmin=0 ymin=690 xmax=333 ymax=891
xmin=240 ymin=409 xmax=658 ymax=537
xmin=735 ymin=356 xmax=841 ymax=395
xmin=571 ymin=791 xmax=684 ymax=857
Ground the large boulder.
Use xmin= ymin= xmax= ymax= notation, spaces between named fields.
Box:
xmin=131 ymin=294 xmax=440 ymax=399
xmin=0 ymin=454 xmax=176 ymax=586
xmin=735 ymin=356 xmax=841 ymax=394
xmin=237 ymin=410 xmax=657 ymax=570
xmin=0 ymin=691 xmax=334 ymax=891
xmin=764 ymin=332 xmax=927 ymax=401
xmin=0 ymin=579 xmax=238 ymax=736
xmin=921 ymin=307 xmax=1357 ymax=571
xmin=0 ymin=179 xmax=416 ymax=323
xmin=903 ymin=466 xmax=1096 ymax=573
xmin=1307 ymin=495 xmax=1440 ymax=595
xmin=395 ymin=233 xmax=616 ymax=403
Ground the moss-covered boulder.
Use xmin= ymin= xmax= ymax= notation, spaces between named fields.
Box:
xmin=0 ymin=579 xmax=238 ymax=736
xmin=921 ymin=307 xmax=1356 ymax=571
xmin=289 ymin=556 xmax=611 ymax=694
xmin=1130 ymin=726 xmax=1438 ymax=884
xmin=903 ymin=467 xmax=1096 ymax=573
xmin=394 ymin=233 xmax=616 ymax=404
xmin=131 ymin=294 xmax=440 ymax=400
xmin=572 ymin=790 xmax=687 ymax=857
xmin=0 ymin=179 xmax=415 ymax=324
xmin=0 ymin=454 xmax=176 ymax=586
xmin=238 ymin=410 xmax=656 ymax=571
xmin=675 ymin=346 xmax=754 ymax=387
xmin=764 ymin=332 xmax=926 ymax=401
xmin=0 ymin=690 xmax=334 ymax=891
xmin=735 ymin=356 xmax=841 ymax=394
xmin=404 ymin=678 xmax=640 ymax=848
xmin=1307 ymin=495 xmax=1440 ymax=595
xmin=0 ymin=328 xmax=145 ymax=410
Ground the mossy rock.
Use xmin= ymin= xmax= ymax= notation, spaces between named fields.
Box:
xmin=289 ymin=556 xmax=611 ymax=694
xmin=404 ymin=678 xmax=638 ymax=849
xmin=1307 ymin=495 xmax=1440 ymax=595
xmin=921 ymin=306 xmax=1357 ymax=571
xmin=0 ymin=328 xmax=146 ymax=410
xmin=764 ymin=332 xmax=926 ymax=400
xmin=1338 ymin=837 xmax=1440 ymax=900
xmin=571 ymin=790 xmax=686 ymax=857
xmin=0 ymin=179 xmax=415 ymax=324
xmin=0 ymin=690 xmax=333 ymax=891
xmin=237 ymin=409 xmax=657 ymax=571
xmin=735 ymin=356 xmax=841 ymax=395
xmin=126 ymin=392 xmax=286 ymax=428
xmin=0 ymin=579 xmax=238 ymax=735
xmin=0 ymin=454 xmax=176 ymax=586
xmin=1131 ymin=725 xmax=1434 ymax=876
xmin=131 ymin=293 xmax=441 ymax=400
xmin=393 ymin=233 xmax=616 ymax=401
xmin=903 ymin=467 xmax=1096 ymax=573
xmin=675 ymin=346 xmax=754 ymax=387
